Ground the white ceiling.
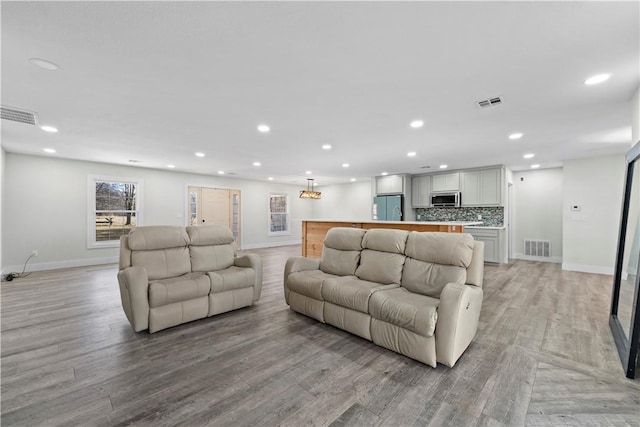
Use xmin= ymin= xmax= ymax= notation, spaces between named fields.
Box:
xmin=1 ymin=1 xmax=638 ymax=186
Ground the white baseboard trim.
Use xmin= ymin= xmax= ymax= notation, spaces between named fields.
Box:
xmin=2 ymin=256 xmax=118 ymax=276
xmin=241 ymin=239 xmax=302 ymax=250
xmin=561 ymin=263 xmax=614 ymax=275
xmin=512 ymin=253 xmax=562 ymax=264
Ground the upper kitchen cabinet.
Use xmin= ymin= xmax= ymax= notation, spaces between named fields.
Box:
xmin=376 ymin=174 xmax=404 ymax=195
xmin=460 ymin=167 xmax=503 ymax=206
xmin=431 ymin=172 xmax=460 ymax=192
xmin=411 ymin=175 xmax=431 ymax=207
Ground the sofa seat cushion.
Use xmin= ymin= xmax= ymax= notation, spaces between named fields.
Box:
xmin=208 ymin=266 xmax=255 ymax=293
xmin=322 ymin=276 xmax=394 ymax=313
xmin=369 ymin=287 xmax=439 ymax=338
xmin=149 ymin=272 xmax=211 ymax=308
xmin=287 ymin=270 xmax=340 ymax=300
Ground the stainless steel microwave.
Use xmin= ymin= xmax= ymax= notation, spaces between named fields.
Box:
xmin=430 ymin=192 xmax=461 ymax=207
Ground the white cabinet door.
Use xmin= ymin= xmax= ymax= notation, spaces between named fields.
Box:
xmin=460 ymin=171 xmax=480 ymax=206
xmin=461 ymin=168 xmax=502 ymax=206
xmin=377 ymin=175 xmax=404 ymax=195
xmin=432 ymin=172 xmax=459 ymax=192
xmin=468 ymin=228 xmax=501 ymax=263
xmin=480 ymin=168 xmax=502 ymax=205
xmin=411 ymin=175 xmax=431 ymax=207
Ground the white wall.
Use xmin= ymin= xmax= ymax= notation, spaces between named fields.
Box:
xmin=632 ymin=84 xmax=640 ymax=144
xmin=562 ymin=155 xmax=625 ymax=274
xmin=2 ymin=153 xmax=313 ymax=272
xmin=512 ymin=168 xmax=563 ymax=262
xmin=309 ymin=180 xmax=372 ymax=221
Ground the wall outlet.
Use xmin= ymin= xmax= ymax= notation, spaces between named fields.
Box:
xmin=477 ymin=214 xmax=482 ymax=220
xmin=31 ymin=249 xmax=38 ymax=256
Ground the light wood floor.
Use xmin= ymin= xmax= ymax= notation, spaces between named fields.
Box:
xmin=1 ymin=245 xmax=639 ymax=426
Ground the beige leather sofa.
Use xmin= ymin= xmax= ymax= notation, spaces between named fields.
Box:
xmin=118 ymin=225 xmax=262 ymax=333
xmin=284 ymin=227 xmax=484 ymax=367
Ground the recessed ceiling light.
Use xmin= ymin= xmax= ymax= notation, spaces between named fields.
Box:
xmin=439 ymin=164 xmax=448 ymax=169
xmin=257 ymin=124 xmax=270 ymax=133
xmin=531 ymin=164 xmax=540 ymax=169
xmin=350 ymin=178 xmax=356 ymax=182
xmin=41 ymin=125 xmax=58 ymax=133
xmin=195 ymin=152 xmax=205 ymax=157
xmin=342 ymin=163 xmax=349 ymax=168
xmin=43 ymin=148 xmax=56 ymax=153
xmin=381 ymin=172 xmax=388 ymax=176
xmin=253 ymin=161 xmax=261 ymax=166
xmin=523 ymin=153 xmax=535 ymax=159
xmin=218 ymin=170 xmax=225 ymax=175
xmin=322 ymin=144 xmax=332 ymax=150
xmin=509 ymin=133 xmax=523 ymax=140
xmin=167 ymin=164 xmax=175 ymax=168
xmin=584 ymin=73 xmax=611 ymax=86
xmin=29 ymin=58 xmax=59 ymax=71
xmin=408 ymin=152 xmax=417 ymax=157
xmin=305 ymin=170 xmax=312 ymax=175
xmin=410 ymin=120 xmax=424 ymax=129
xmin=268 ymin=177 xmax=274 ymax=181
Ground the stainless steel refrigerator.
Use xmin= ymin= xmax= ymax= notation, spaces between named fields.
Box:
xmin=372 ymin=195 xmax=403 ymax=221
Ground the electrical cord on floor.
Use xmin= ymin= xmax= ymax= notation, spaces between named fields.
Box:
xmin=4 ymin=253 xmax=35 ymax=282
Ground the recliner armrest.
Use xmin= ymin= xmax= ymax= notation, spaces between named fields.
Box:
xmin=117 ymin=266 xmax=150 ymax=332
xmin=234 ymin=253 xmax=263 ymax=302
xmin=283 ymin=257 xmax=321 ymax=303
xmin=435 ymin=282 xmax=483 ymax=367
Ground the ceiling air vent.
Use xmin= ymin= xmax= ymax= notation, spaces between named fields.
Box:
xmin=1 ymin=105 xmax=39 ymax=125
xmin=476 ymin=96 xmax=502 ymax=109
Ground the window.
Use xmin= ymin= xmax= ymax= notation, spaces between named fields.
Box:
xmin=88 ymin=175 xmax=142 ymax=248
xmin=268 ymin=193 xmax=290 ymax=235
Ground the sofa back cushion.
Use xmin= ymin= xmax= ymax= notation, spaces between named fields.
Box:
xmin=402 ymin=259 xmax=466 ymax=297
xmin=401 ymin=232 xmax=474 ymax=297
xmin=355 ymin=229 xmax=408 ymax=284
xmin=319 ymin=228 xmax=365 ymax=276
xmin=187 ymin=225 xmax=235 ymax=272
xmin=128 ymin=226 xmax=191 ymax=280
xmin=128 ymin=226 xmax=190 ymax=251
xmin=404 ymin=231 xmax=474 ymax=267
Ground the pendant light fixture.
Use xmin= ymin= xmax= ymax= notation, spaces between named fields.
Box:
xmin=299 ymin=178 xmax=321 ymax=199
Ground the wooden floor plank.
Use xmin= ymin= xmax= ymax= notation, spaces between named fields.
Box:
xmin=2 ymin=246 xmax=639 ymax=426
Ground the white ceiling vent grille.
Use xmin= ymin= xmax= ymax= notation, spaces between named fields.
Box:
xmin=524 ymin=239 xmax=551 ymax=257
xmin=1 ymin=105 xmax=39 ymax=125
xmin=476 ymin=97 xmax=502 ymax=109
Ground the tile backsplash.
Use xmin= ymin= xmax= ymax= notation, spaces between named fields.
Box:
xmin=415 ymin=206 xmax=504 ymax=226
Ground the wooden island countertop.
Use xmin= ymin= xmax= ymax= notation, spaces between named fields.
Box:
xmin=301 ymin=219 xmax=482 ymax=258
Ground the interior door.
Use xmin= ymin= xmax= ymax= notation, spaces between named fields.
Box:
xmin=202 ymin=188 xmax=230 ymax=226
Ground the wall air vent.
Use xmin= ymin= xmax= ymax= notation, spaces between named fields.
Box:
xmin=524 ymin=239 xmax=551 ymax=257
xmin=476 ymin=97 xmax=502 ymax=109
xmin=1 ymin=105 xmax=39 ymax=125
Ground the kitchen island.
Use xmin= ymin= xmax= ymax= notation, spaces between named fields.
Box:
xmin=302 ymin=219 xmax=482 ymax=258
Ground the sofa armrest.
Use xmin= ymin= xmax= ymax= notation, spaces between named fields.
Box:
xmin=283 ymin=257 xmax=321 ymax=304
xmin=117 ymin=266 xmax=150 ymax=332
xmin=234 ymin=253 xmax=263 ymax=302
xmin=435 ymin=283 xmax=483 ymax=367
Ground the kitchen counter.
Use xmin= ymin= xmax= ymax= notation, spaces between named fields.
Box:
xmin=464 ymin=225 xmax=506 ymax=230
xmin=306 ymin=219 xmax=483 ymax=226
xmin=301 ymin=219 xmax=482 ymax=258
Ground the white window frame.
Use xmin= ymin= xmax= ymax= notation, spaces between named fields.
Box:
xmin=268 ymin=192 xmax=290 ymax=236
xmin=87 ymin=175 xmax=143 ymax=249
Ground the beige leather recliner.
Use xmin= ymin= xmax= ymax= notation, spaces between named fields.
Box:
xmin=284 ymin=227 xmax=484 ymax=367
xmin=118 ymin=225 xmax=262 ymax=333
